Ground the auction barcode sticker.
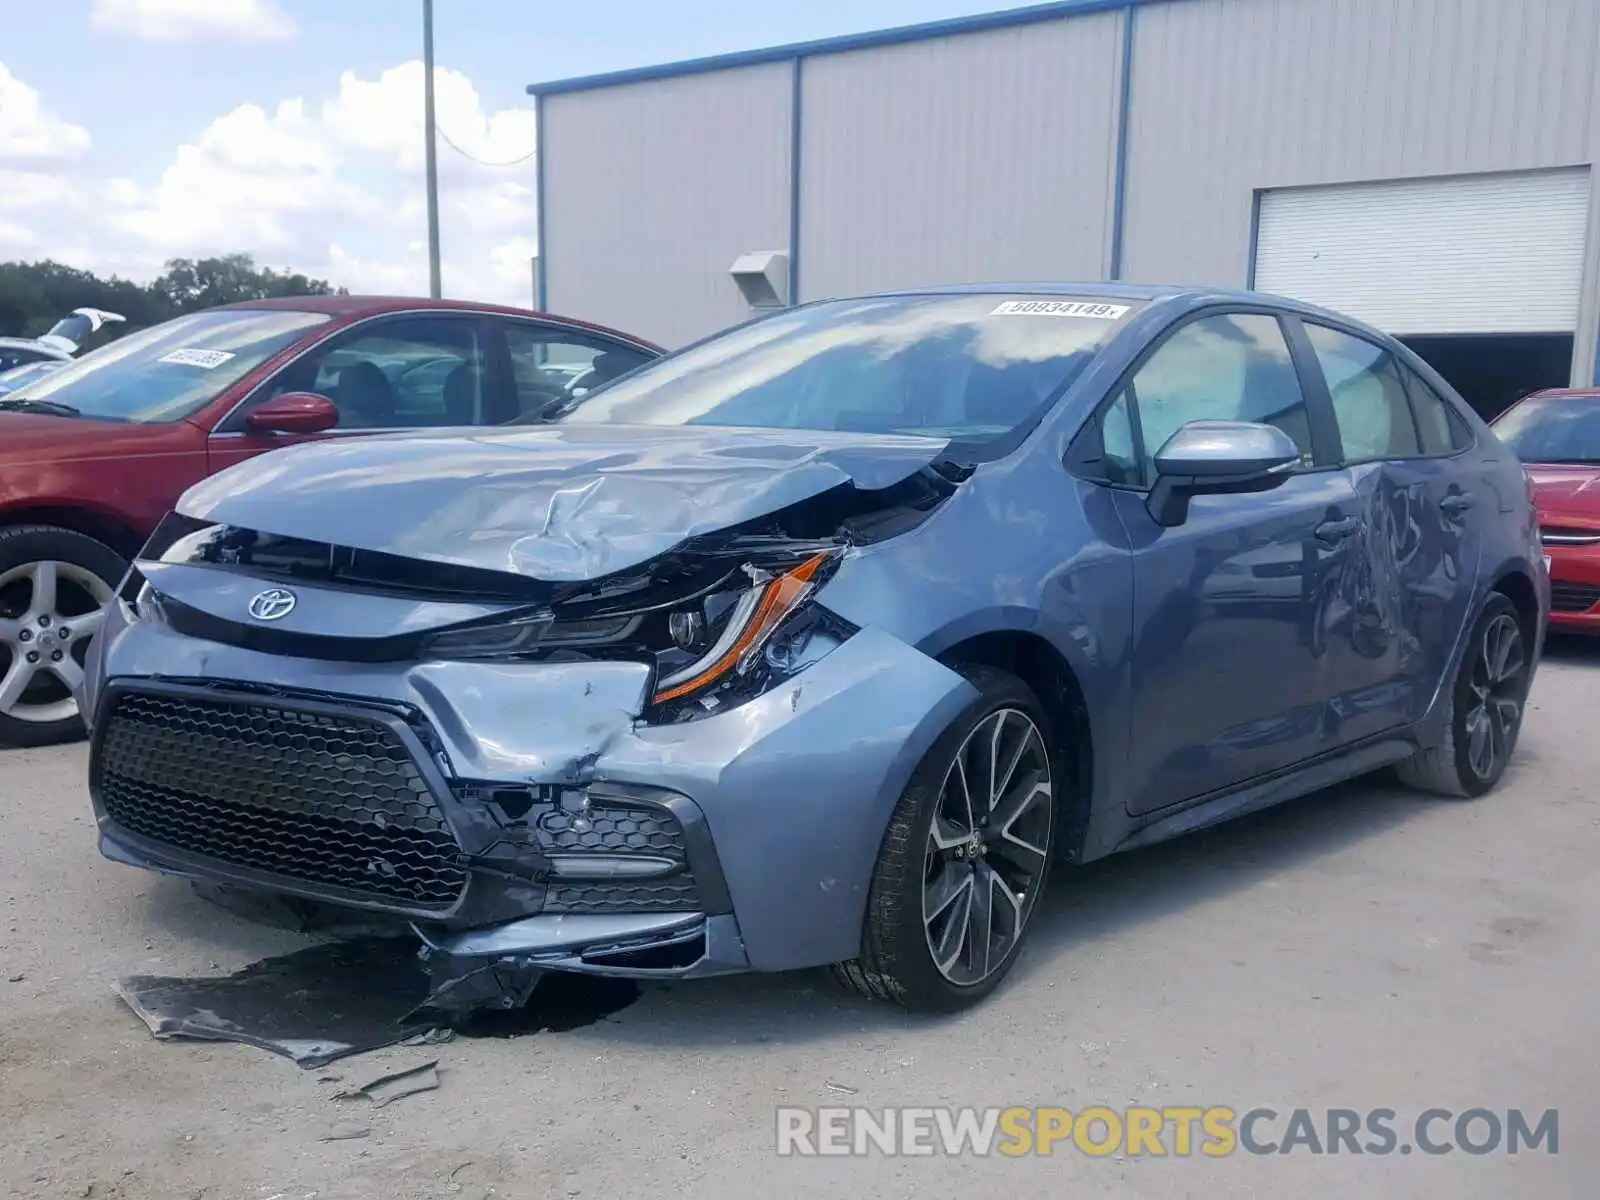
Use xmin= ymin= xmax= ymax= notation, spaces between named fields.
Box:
xmin=991 ymin=300 xmax=1130 ymax=319
xmin=157 ymin=348 xmax=236 ymax=369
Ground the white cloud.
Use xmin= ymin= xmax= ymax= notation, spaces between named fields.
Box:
xmin=91 ymin=0 xmax=296 ymax=42
xmin=0 ymin=217 xmax=40 ymax=251
xmin=0 ymin=64 xmax=91 ymax=159
xmin=322 ymin=61 xmax=539 ymax=173
xmin=2 ymin=58 xmax=543 ymax=306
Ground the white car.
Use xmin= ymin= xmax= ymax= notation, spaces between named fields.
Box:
xmin=0 ymin=308 xmax=125 ymax=374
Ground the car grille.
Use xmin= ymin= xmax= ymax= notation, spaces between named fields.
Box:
xmin=1549 ymin=583 xmax=1600 ymax=614
xmin=540 ymin=799 xmax=701 ymax=913
xmin=96 ymin=690 xmax=468 ymax=910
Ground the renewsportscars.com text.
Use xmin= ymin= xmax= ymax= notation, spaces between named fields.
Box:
xmin=775 ymin=1106 xmax=1559 ymax=1158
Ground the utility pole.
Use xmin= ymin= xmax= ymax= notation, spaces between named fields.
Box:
xmin=422 ymin=0 xmax=442 ymax=298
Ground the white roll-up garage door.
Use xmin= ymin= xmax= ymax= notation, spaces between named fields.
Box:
xmin=1254 ymin=168 xmax=1591 ymax=335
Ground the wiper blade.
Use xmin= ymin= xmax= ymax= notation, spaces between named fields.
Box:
xmin=0 ymin=398 xmax=81 ymax=417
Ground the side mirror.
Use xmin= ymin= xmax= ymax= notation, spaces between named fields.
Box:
xmin=246 ymin=391 xmax=340 ymax=435
xmin=1147 ymin=419 xmax=1301 ymax=527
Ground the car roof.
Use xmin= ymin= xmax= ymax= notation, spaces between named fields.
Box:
xmin=1520 ymin=387 xmax=1600 ymax=401
xmin=209 ymin=295 xmax=663 ymax=349
xmin=858 ymin=281 xmax=1378 ymax=323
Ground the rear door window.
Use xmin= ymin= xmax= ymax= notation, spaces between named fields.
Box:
xmin=1401 ymin=364 xmax=1473 ymax=454
xmin=502 ymin=322 xmax=655 ymax=421
xmin=1303 ymin=324 xmax=1422 ymax=463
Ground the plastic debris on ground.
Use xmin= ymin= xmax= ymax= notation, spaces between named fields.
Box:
xmin=332 ymin=1061 xmax=441 ymax=1108
xmin=114 ymin=937 xmax=438 ymax=1068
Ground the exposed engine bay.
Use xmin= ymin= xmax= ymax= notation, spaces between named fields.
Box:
xmin=124 ymin=461 xmax=968 ymax=724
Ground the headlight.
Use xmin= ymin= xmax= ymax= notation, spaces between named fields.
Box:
xmin=417 ymin=549 xmax=848 ymax=717
xmin=651 ymin=551 xmax=831 ymax=704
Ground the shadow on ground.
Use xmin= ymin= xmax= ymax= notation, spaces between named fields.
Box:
xmin=134 ymin=699 xmax=1562 ymax=1055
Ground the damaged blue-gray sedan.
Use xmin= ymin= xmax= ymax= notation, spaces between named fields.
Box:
xmin=80 ymin=285 xmax=1547 ymax=1014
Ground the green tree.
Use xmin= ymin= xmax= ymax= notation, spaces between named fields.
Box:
xmin=147 ymin=253 xmax=344 ymax=314
xmin=0 ymin=254 xmax=347 ymax=341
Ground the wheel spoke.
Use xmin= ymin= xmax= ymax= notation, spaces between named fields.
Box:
xmin=46 ymin=656 xmax=84 ymax=695
xmin=931 ymin=875 xmax=974 ymax=972
xmin=0 ymin=616 xmax=21 ymax=646
xmin=0 ymin=657 xmax=35 ymax=711
xmin=1490 ymin=696 xmax=1522 ymax=734
xmin=30 ymin=561 xmax=58 ymax=616
xmin=1465 ymin=707 xmax=1493 ymax=778
xmin=986 ymin=712 xmax=1010 ymax=818
xmin=68 ymin=608 xmax=107 ymax=641
xmin=925 ymin=862 xmax=971 ymax=920
xmin=982 ymin=863 xmax=1024 ymax=934
xmin=1489 ymin=619 xmax=1519 ymax=680
xmin=965 ymin=870 xmax=994 ymax=979
xmin=929 ymin=815 xmax=969 ymax=852
xmin=949 ymin=752 xmax=977 ymax=835
xmin=992 ymin=720 xmax=1040 ymax=809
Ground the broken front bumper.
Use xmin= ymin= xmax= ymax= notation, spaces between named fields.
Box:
xmin=85 ymin=599 xmax=977 ymax=988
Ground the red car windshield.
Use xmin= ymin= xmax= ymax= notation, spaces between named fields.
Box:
xmin=1 ymin=309 xmax=329 ymax=424
xmin=1495 ymin=394 xmax=1600 ymax=465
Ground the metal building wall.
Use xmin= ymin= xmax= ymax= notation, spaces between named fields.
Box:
xmin=1120 ymin=0 xmax=1600 ymax=382
xmin=539 ymin=63 xmax=793 ymax=348
xmin=797 ymin=13 xmax=1124 ymax=302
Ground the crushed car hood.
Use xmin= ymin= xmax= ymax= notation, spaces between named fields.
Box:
xmin=177 ymin=423 xmax=953 ymax=581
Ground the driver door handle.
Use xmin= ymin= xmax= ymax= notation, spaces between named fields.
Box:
xmin=1315 ymin=517 xmax=1361 ymax=546
xmin=1440 ymin=493 xmax=1475 ymax=515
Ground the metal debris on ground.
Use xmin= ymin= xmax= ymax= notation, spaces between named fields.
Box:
xmin=332 ymin=1061 xmax=441 ymax=1108
xmin=114 ymin=938 xmax=439 ymax=1068
xmin=319 ymin=1124 xmax=372 ymax=1142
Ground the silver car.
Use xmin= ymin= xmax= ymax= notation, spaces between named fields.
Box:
xmin=82 ymin=285 xmax=1545 ymax=1014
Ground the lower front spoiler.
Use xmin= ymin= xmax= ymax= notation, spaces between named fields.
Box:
xmin=102 ymin=824 xmax=754 ymax=1013
xmin=413 ymin=911 xmax=752 ymax=1015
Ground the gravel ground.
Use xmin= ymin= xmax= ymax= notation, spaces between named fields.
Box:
xmin=3 ymin=645 xmax=1598 ymax=1200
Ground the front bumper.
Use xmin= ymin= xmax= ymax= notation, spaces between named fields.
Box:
xmin=1543 ymin=542 xmax=1600 ymax=633
xmin=85 ymin=599 xmax=976 ymax=980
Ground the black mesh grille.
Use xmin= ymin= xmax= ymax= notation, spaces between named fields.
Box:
xmin=1550 ymin=583 xmax=1600 ymax=614
xmin=540 ymin=800 xmax=701 ymax=913
xmin=97 ymin=690 xmax=467 ymax=909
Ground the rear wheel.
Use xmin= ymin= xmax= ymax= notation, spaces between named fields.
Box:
xmin=0 ymin=526 xmax=125 ymax=748
xmin=833 ymin=666 xmax=1057 ymax=1012
xmin=1396 ymin=592 xmax=1530 ymax=798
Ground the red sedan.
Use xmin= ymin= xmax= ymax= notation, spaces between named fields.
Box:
xmin=0 ymin=296 xmax=660 ymax=745
xmin=1492 ymin=387 xmax=1600 ymax=633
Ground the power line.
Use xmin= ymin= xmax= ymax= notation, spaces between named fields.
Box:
xmin=436 ymin=122 xmax=538 ymax=168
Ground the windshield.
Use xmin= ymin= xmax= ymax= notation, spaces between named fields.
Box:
xmin=0 ymin=361 xmax=63 ymax=393
xmin=1494 ymin=395 xmax=1600 ymax=464
xmin=2 ymin=309 xmax=330 ymax=423
xmin=547 ymin=294 xmax=1143 ymax=452
xmin=0 ymin=345 xmax=57 ymax=372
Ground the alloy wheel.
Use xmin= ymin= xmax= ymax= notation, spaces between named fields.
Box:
xmin=0 ymin=560 xmax=111 ymax=725
xmin=922 ymin=707 xmax=1053 ymax=986
xmin=1462 ymin=612 xmax=1526 ymax=782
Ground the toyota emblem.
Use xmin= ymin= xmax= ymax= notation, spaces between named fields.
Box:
xmin=248 ymin=588 xmax=297 ymax=621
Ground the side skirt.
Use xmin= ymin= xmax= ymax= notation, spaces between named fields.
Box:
xmin=1110 ymin=737 xmax=1417 ymax=855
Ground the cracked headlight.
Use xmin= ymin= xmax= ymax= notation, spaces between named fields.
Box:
xmin=651 ymin=551 xmax=833 ymax=705
xmin=417 ymin=549 xmax=851 ymax=718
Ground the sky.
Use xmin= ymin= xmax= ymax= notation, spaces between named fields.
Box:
xmin=0 ymin=0 xmax=1042 ymax=307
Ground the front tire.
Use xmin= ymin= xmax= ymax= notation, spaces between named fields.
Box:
xmin=833 ymin=666 xmax=1058 ymax=1012
xmin=0 ymin=525 xmax=125 ymax=748
xmin=1395 ymin=592 xmax=1530 ymax=798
